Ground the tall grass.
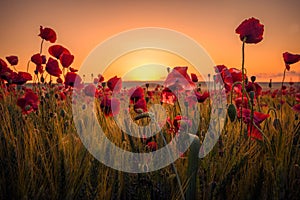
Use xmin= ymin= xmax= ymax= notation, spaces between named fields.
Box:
xmin=0 ymin=82 xmax=299 ymax=199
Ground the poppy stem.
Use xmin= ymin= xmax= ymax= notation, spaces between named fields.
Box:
xmin=40 ymin=39 xmax=44 ymax=55
xmin=240 ymin=37 xmax=246 ymax=137
xmin=26 ymin=60 xmax=31 ymax=72
xmin=280 ymin=68 xmax=286 ymax=122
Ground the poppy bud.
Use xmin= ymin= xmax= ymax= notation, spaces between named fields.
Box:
xmin=269 ymin=79 xmax=272 ymax=89
xmin=245 ymin=77 xmax=248 ymax=85
xmin=251 ymin=76 xmax=256 ymax=83
xmin=41 ymin=75 xmax=45 ymax=83
xmin=227 ymin=103 xmax=237 ymax=122
xmin=60 ymin=109 xmax=66 ymax=118
xmin=167 ymin=67 xmax=170 ymax=73
xmin=25 ymin=105 xmax=31 ymax=111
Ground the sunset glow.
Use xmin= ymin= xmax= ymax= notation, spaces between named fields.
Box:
xmin=0 ymin=0 xmax=300 ymax=81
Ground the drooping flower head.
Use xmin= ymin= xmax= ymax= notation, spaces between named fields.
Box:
xmin=283 ymin=52 xmax=300 ymax=71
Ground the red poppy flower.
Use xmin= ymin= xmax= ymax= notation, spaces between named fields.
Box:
xmin=246 ymin=82 xmax=262 ymax=97
xmin=107 ymin=76 xmax=122 ymax=92
xmin=39 ymin=26 xmax=56 ymax=43
xmin=0 ymin=64 xmax=14 ymax=82
xmin=83 ymin=83 xmax=96 ymax=97
xmin=161 ymin=87 xmax=176 ymax=105
xmin=100 ymin=96 xmax=120 ymax=117
xmin=134 ymin=98 xmax=148 ymax=113
xmin=56 ymin=77 xmax=63 ymax=84
xmin=46 ymin=57 xmax=62 ymax=77
xmin=64 ymin=72 xmax=82 ymax=87
xmin=60 ymin=53 xmax=74 ymax=68
xmin=292 ymin=104 xmax=300 ymax=113
xmin=235 ymin=17 xmax=264 ymax=44
xmin=31 ymin=53 xmax=43 ymax=66
xmin=172 ymin=115 xmax=191 ymax=133
xmin=195 ymin=91 xmax=209 ymax=103
xmin=17 ymin=89 xmax=40 ymax=114
xmin=271 ymin=89 xmax=278 ymax=98
xmin=129 ymin=86 xmax=144 ymax=102
xmin=239 ymin=109 xmax=269 ymax=140
xmin=69 ymin=67 xmax=78 ymax=72
xmin=283 ymin=52 xmax=300 ymax=71
xmin=191 ymin=73 xmax=198 ymax=82
xmin=220 ymin=67 xmax=245 ymax=93
xmin=295 ymin=93 xmax=300 ymax=102
xmin=12 ymin=72 xmax=32 ymax=85
xmin=164 ymin=66 xmax=195 ymax=90
xmin=35 ymin=65 xmax=44 ymax=74
xmin=214 ymin=65 xmax=227 ymax=73
xmin=48 ymin=45 xmax=70 ymax=59
xmin=93 ymin=78 xmax=99 ymax=84
xmin=59 ymin=92 xmax=66 ymax=101
xmin=6 ymin=56 xmax=18 ymax=66
xmin=235 ymin=96 xmax=248 ymax=109
xmin=146 ymin=141 xmax=158 ymax=151
xmin=98 ymin=74 xmax=104 ymax=82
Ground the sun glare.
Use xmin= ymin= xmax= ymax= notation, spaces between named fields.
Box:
xmin=103 ymin=49 xmax=203 ymax=81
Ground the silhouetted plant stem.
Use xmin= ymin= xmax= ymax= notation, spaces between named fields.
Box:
xmin=280 ymin=68 xmax=286 ymax=122
xmin=240 ymin=37 xmax=246 ymax=136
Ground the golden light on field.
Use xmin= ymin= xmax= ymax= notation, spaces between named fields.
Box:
xmin=103 ymin=49 xmax=203 ymax=81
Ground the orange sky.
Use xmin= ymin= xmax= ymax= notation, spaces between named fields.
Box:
xmin=1 ymin=0 xmax=300 ymax=82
